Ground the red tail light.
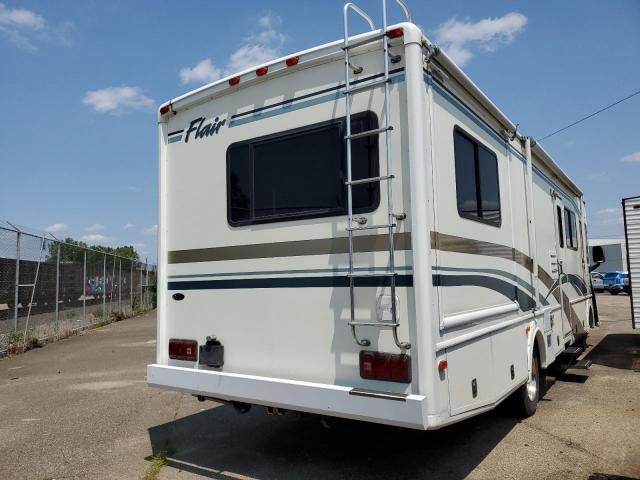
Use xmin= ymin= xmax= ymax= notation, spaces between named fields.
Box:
xmin=169 ymin=339 xmax=198 ymax=361
xmin=359 ymin=351 xmax=411 ymax=383
xmin=255 ymin=66 xmax=268 ymax=76
xmin=438 ymin=359 xmax=448 ymax=371
xmin=285 ymin=56 xmax=299 ymax=67
xmin=228 ymin=76 xmax=240 ymax=86
xmin=386 ymin=27 xmax=404 ymax=39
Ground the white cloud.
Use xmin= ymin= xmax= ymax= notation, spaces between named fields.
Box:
xmin=592 ymin=207 xmax=623 ymax=226
xmin=46 ymin=223 xmax=68 ymax=233
xmin=435 ymin=12 xmax=527 ymax=66
xmin=85 ymin=223 xmax=104 ymax=232
xmin=622 ymin=151 xmax=640 ymax=163
xmin=179 ymin=15 xmax=286 ymax=85
xmin=143 ymin=225 xmax=158 ymax=235
xmin=180 ymin=58 xmax=221 ymax=85
xmin=0 ymin=3 xmax=44 ymax=29
xmin=596 ymin=208 xmax=618 ymax=216
xmin=83 ymin=86 xmax=154 ymax=113
xmin=257 ymin=14 xmax=281 ymax=29
xmin=124 ymin=223 xmax=135 ymax=230
xmin=80 ymin=234 xmax=113 ymax=244
xmin=0 ymin=3 xmax=72 ymax=51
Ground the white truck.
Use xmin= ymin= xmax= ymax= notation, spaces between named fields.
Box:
xmin=623 ymin=196 xmax=640 ymax=328
xmin=148 ymin=1 xmax=597 ymax=429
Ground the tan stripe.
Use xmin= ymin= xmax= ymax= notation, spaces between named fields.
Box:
xmin=430 ymin=231 xmax=533 ymax=272
xmin=432 ymin=231 xmax=584 ymax=330
xmin=168 ymin=232 xmax=412 ymax=264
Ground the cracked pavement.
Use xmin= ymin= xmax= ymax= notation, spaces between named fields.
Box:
xmin=0 ymin=296 xmax=639 ymax=479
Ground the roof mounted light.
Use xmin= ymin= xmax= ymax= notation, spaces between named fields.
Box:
xmin=285 ymin=56 xmax=299 ymax=67
xmin=255 ymin=66 xmax=268 ymax=76
xmin=159 ymin=104 xmax=171 ymax=115
xmin=386 ymin=27 xmax=404 ymax=39
xmin=228 ymin=76 xmax=240 ymax=86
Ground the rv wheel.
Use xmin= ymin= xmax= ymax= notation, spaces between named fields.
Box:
xmin=518 ymin=350 xmax=540 ymax=417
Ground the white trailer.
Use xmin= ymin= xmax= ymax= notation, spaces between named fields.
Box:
xmin=622 ymin=196 xmax=640 ymax=328
xmin=148 ymin=1 xmax=596 ymax=429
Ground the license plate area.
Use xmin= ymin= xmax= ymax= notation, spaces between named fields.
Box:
xmin=199 ymin=338 xmax=224 ymax=368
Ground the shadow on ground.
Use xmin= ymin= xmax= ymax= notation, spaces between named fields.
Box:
xmin=584 ymin=334 xmax=640 ymax=371
xmin=149 ymin=401 xmax=521 ymax=480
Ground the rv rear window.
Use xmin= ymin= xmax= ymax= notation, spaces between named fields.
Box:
xmin=453 ymin=128 xmax=501 ymax=226
xmin=226 ymin=111 xmax=380 ymax=226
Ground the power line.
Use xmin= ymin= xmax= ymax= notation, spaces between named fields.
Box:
xmin=538 ymin=88 xmax=640 ymax=141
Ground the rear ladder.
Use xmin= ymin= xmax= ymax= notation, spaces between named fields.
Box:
xmin=342 ymin=0 xmax=411 ymax=350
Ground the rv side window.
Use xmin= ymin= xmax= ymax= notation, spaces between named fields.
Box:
xmin=227 ymin=112 xmax=380 ymax=225
xmin=564 ymin=208 xmax=578 ymax=250
xmin=578 ymin=219 xmax=583 ymax=252
xmin=557 ymin=206 xmax=564 ymax=248
xmin=453 ymin=128 xmax=501 ymax=226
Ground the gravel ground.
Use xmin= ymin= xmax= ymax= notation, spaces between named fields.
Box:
xmin=0 ymin=295 xmax=638 ymax=480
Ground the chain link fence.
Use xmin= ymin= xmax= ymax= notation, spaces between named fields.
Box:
xmin=0 ymin=222 xmax=156 ymax=355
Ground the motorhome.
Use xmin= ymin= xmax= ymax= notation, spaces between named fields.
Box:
xmin=148 ymin=1 xmax=597 ymax=429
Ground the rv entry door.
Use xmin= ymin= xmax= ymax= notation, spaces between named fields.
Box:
xmin=552 ymin=195 xmax=571 ymax=336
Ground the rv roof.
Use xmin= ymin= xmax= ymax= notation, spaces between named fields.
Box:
xmin=162 ymin=22 xmax=582 ymax=198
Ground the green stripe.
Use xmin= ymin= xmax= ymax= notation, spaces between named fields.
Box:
xmin=169 ymin=265 xmax=413 ymax=279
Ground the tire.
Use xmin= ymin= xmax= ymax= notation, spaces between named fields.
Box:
xmin=517 ymin=350 xmax=541 ymax=417
xmin=610 ymin=290 xmax=619 ymax=296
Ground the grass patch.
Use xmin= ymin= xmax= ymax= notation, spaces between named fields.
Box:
xmin=144 ymin=449 xmax=170 ymax=480
xmin=3 ymin=305 xmax=154 ymax=358
xmin=110 ymin=309 xmax=127 ymax=322
xmin=7 ymin=329 xmax=44 ymax=354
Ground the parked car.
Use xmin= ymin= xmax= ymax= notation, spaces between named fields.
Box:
xmin=602 ymin=271 xmax=630 ymax=295
xmin=591 ymin=272 xmax=605 ymax=293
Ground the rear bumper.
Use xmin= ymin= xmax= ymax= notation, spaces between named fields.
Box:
xmin=147 ymin=364 xmax=428 ymax=429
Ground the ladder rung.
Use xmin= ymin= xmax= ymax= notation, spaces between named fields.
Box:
xmin=347 ymin=272 xmax=396 ymax=278
xmin=342 ymin=33 xmax=386 ymax=50
xmin=346 ymin=174 xmax=394 ymax=186
xmin=348 ymin=321 xmax=400 ymax=328
xmin=344 ymin=78 xmax=389 ymax=95
xmin=345 ymin=126 xmax=393 ymax=140
xmin=347 ymin=223 xmax=395 ymax=232
xmin=18 ymin=284 xmax=35 ymax=287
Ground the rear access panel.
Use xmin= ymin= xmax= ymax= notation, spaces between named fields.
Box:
xmin=446 ymin=336 xmax=493 ymax=415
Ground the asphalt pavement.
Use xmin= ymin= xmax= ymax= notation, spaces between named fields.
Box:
xmin=0 ymin=295 xmax=639 ymax=480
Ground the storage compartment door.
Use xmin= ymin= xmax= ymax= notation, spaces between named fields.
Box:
xmin=446 ymin=336 xmax=493 ymax=415
xmin=490 ymin=323 xmax=528 ymax=400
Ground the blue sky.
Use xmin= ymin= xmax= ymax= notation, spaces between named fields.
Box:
xmin=1 ymin=0 xmax=639 ymax=260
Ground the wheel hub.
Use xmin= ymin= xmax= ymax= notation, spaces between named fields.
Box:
xmin=527 ymin=358 xmax=539 ymax=401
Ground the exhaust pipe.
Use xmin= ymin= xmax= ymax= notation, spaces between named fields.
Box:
xmin=266 ymin=406 xmax=287 ymax=416
xmin=232 ymin=402 xmax=251 ymax=414
xmin=193 ymin=396 xmax=251 ymax=414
